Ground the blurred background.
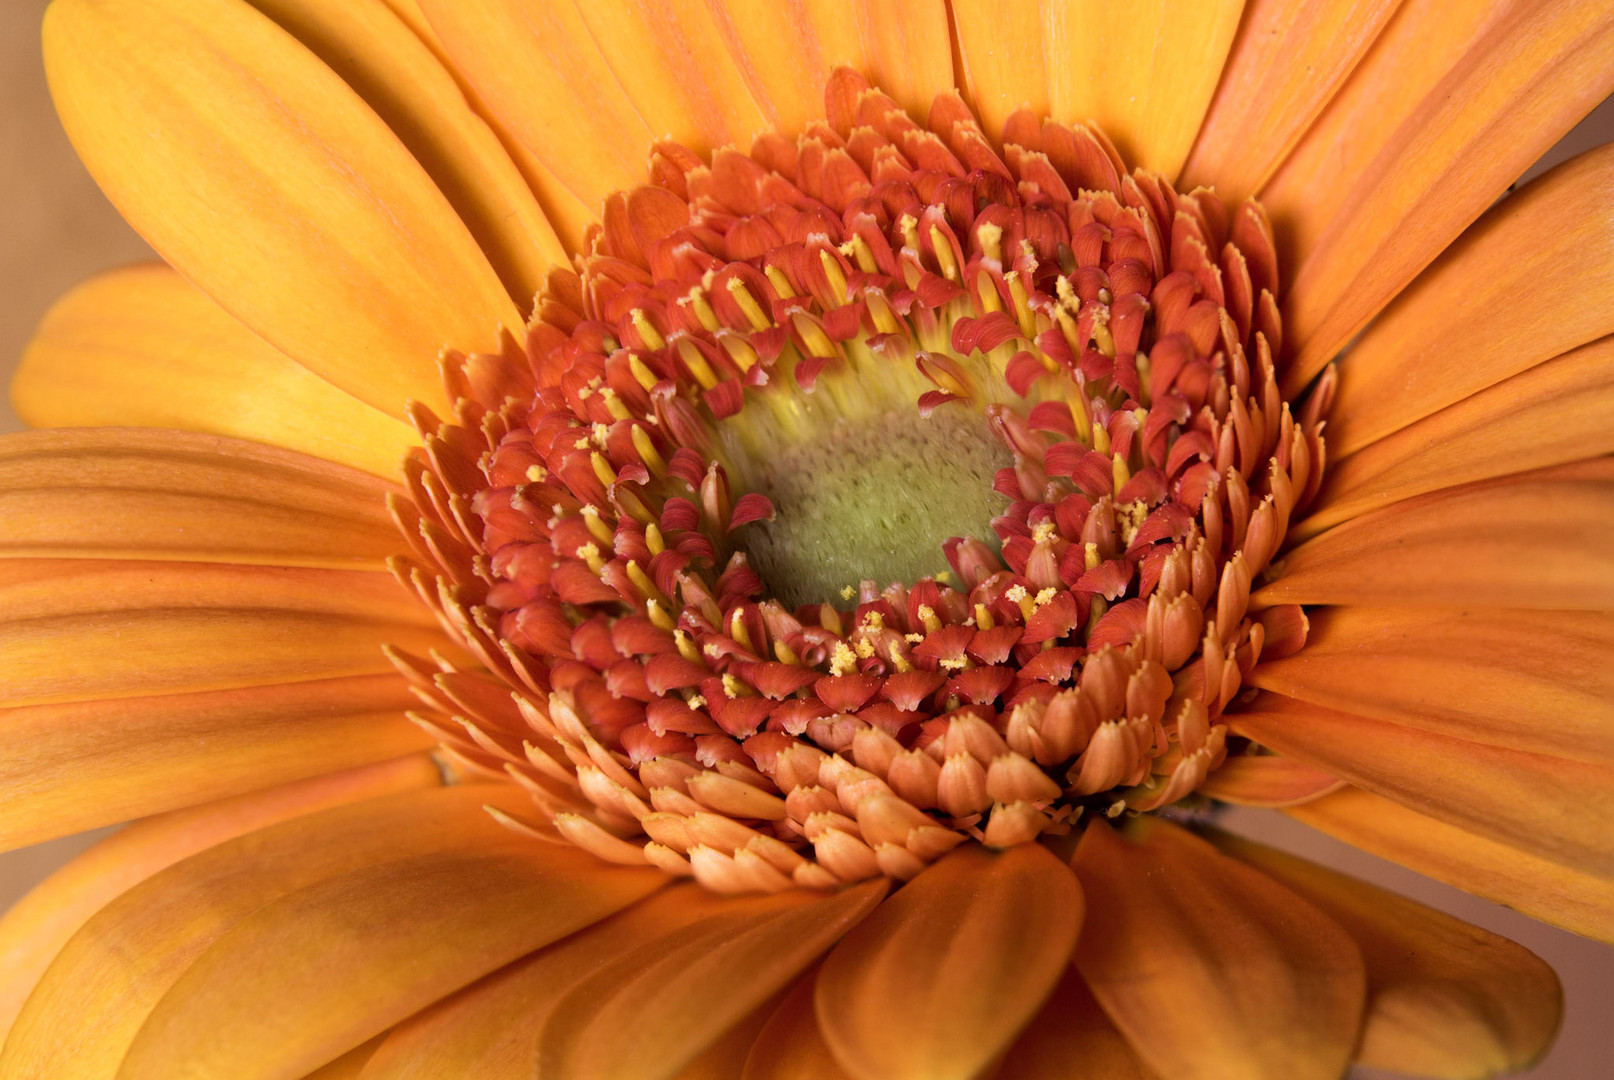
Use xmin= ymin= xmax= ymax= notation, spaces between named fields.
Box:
xmin=1 ymin=1 xmax=1610 ymax=1075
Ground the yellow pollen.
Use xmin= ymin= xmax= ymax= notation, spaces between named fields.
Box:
xmin=1032 ymin=520 xmax=1058 ymax=545
xmin=524 ymin=464 xmax=547 ymax=483
xmin=929 ymin=225 xmax=960 ymax=281
xmin=575 ymin=542 xmax=604 ymax=573
xmin=721 ymin=673 xmax=747 ymax=698
xmin=792 ymin=313 xmax=837 ymax=358
xmin=860 ymin=611 xmax=886 ymax=630
xmin=581 ymin=505 xmax=613 ymax=545
xmin=1033 ymin=587 xmax=1057 ymax=608
xmin=853 ymin=639 xmax=876 ymax=660
xmin=828 ymin=640 xmax=858 ymax=676
xmin=840 ymin=585 xmax=856 ymax=601
xmin=725 ymin=276 xmax=773 ymax=330
xmin=1118 ymin=500 xmax=1148 ymax=545
xmin=938 ymin=654 xmax=967 ymax=671
xmin=917 ymin=605 xmax=942 ymax=633
xmin=632 ymin=425 xmax=666 ymax=477
xmin=647 ymin=599 xmax=676 ymax=631
xmin=674 ymin=629 xmax=701 ymax=663
xmin=685 ymin=286 xmax=720 ymax=331
xmin=1084 ymin=542 xmax=1102 ymax=570
xmin=630 ymin=309 xmax=665 ymax=350
xmin=764 ymin=264 xmax=797 ymax=299
xmin=591 ymin=422 xmax=610 ymax=446
xmin=718 ymin=331 xmax=760 ymax=373
xmin=573 ymin=436 xmax=591 ymax=450
xmin=677 ymin=338 xmax=719 ymax=390
xmin=976 ymin=221 xmax=1003 ymax=263
xmin=685 ymin=693 xmax=706 ymax=710
xmin=819 ymin=249 xmax=849 ymax=305
xmin=628 ymin=354 xmax=659 ymax=392
xmin=904 ymin=632 xmax=924 ymax=643
xmin=936 ymin=570 xmax=952 ymax=585
xmin=897 ymin=213 xmax=920 ymax=251
xmin=601 ymin=388 xmax=632 ymax=420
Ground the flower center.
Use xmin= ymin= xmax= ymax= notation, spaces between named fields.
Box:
xmin=402 ymin=70 xmax=1330 ymax=894
xmin=721 ymin=391 xmax=1009 ymax=609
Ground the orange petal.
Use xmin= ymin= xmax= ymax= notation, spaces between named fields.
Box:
xmin=988 ymin=968 xmax=1160 ymax=1080
xmin=246 ymin=0 xmax=566 ymax=306
xmin=1042 ymin=0 xmax=1244 ymax=179
xmin=1071 ymin=817 xmax=1365 ymax=1080
xmin=12 ymin=265 xmax=417 ymax=478
xmin=44 ymin=0 xmax=520 ymax=419
xmin=575 ymin=1 xmax=771 ymax=153
xmin=1306 ymin=336 xmax=1614 ymax=533
xmin=1251 ymin=606 xmax=1614 ymax=762
xmin=1 ymin=784 xmax=527 ymax=1080
xmin=417 ymin=0 xmax=654 ymax=223
xmin=1259 ymin=1 xmax=1505 ymax=273
xmin=117 ymin=847 xmax=663 ymax=1080
xmin=1198 ymin=754 xmax=1346 ymax=808
xmin=951 ymin=0 xmax=1049 ymax=142
xmin=0 ymin=755 xmax=439 ymax=1044
xmin=1281 ymin=3 xmax=1614 ymax=389
xmin=1287 ymin=788 xmax=1614 ymax=944
xmin=848 ymin=0 xmax=956 ymax=122
xmin=1180 ymin=0 xmax=1401 ymax=204
xmin=0 ymin=674 xmax=435 ymax=851
xmin=702 ymin=3 xmax=858 ymax=137
xmin=1327 ymin=145 xmax=1614 ymax=456
xmin=1213 ymin=830 xmax=1562 ymax=1080
xmin=0 ymin=559 xmax=446 ymax=711
xmin=1229 ymin=688 xmax=1614 ymax=877
xmin=740 ymin=970 xmax=857 ymax=1080
xmin=540 ymin=880 xmax=887 ymax=1080
xmin=298 ymin=1037 xmax=384 ymax=1080
xmin=815 ymin=843 xmax=1082 ymax=1080
xmin=361 ymin=882 xmax=736 ymax=1080
xmin=0 ymin=428 xmax=406 ymax=568
xmin=1270 ymin=460 xmax=1614 ymax=609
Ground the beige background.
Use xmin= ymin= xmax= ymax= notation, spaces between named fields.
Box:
xmin=1 ymin=1 xmax=1610 ymax=1074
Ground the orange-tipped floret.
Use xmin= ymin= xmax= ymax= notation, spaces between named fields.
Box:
xmin=391 ymin=69 xmax=1332 ymax=893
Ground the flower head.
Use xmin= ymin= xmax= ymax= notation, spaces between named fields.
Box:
xmin=2 ymin=1 xmax=1612 ymax=1078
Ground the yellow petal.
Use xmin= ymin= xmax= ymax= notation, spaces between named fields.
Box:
xmin=1214 ymin=830 xmax=1562 ymax=1080
xmin=988 ymin=968 xmax=1160 ymax=1080
xmin=1288 ymin=788 xmax=1614 ymax=944
xmin=951 ymin=0 xmax=1050 ymax=142
xmin=1180 ymin=0 xmax=1402 ymax=203
xmin=1071 ymin=817 xmax=1365 ymax=1080
xmin=1259 ymin=0 xmax=1504 ymax=273
xmin=416 ymin=0 xmax=654 ymax=223
xmin=1306 ymin=336 xmax=1614 ymax=533
xmin=1042 ymin=0 xmax=1244 ymax=179
xmin=850 ymin=0 xmax=956 ymax=121
xmin=1251 ymin=606 xmax=1614 ymax=762
xmin=12 ymin=265 xmax=417 ymax=478
xmin=1198 ymin=754 xmax=1347 ymax=808
xmin=44 ymin=0 xmax=520 ymax=419
xmin=740 ymin=970 xmax=857 ymax=1080
xmin=1282 ymin=3 xmax=1614 ymax=390
xmin=0 ymin=755 xmax=439 ymax=1044
xmin=1327 ymin=145 xmax=1614 ymax=456
xmin=246 ymin=0 xmax=566 ymax=305
xmin=540 ymin=881 xmax=887 ymax=1080
xmin=0 ymin=559 xmax=445 ymax=711
xmin=0 ymin=674 xmax=434 ymax=852
xmin=0 ymin=428 xmax=406 ymax=568
xmin=117 ymin=847 xmax=663 ymax=1080
xmin=0 ymin=784 xmax=525 ymax=1080
xmin=1229 ymin=686 xmax=1614 ymax=877
xmin=816 ymin=844 xmax=1082 ymax=1080
xmin=1267 ymin=460 xmax=1614 ymax=609
xmin=360 ymin=883 xmax=737 ymax=1080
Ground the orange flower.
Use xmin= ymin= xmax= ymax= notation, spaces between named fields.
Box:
xmin=3 ymin=1 xmax=1612 ymax=1078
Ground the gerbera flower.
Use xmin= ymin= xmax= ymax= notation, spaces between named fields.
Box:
xmin=2 ymin=0 xmax=1611 ymax=1077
